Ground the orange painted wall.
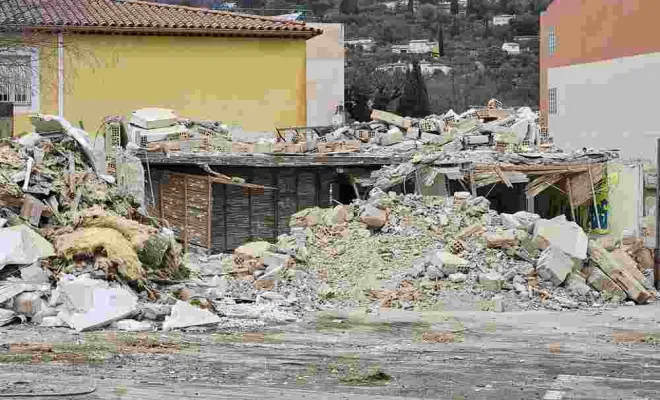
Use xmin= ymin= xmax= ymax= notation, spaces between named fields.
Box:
xmin=539 ymin=0 xmax=660 ymax=118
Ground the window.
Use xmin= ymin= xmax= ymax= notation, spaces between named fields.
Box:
xmin=0 ymin=49 xmax=39 ymax=112
xmin=549 ymin=87 xmax=557 ymax=115
xmin=548 ymin=27 xmax=556 ymax=55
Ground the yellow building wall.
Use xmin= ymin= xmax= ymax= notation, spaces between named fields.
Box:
xmin=15 ymin=34 xmax=307 ymax=135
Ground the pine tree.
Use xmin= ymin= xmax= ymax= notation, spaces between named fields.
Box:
xmin=397 ymin=61 xmax=430 ymax=118
xmin=437 ymin=24 xmax=445 ymax=57
xmin=408 ymin=0 xmax=414 ymax=13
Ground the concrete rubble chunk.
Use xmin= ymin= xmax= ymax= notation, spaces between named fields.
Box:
xmin=449 ymin=273 xmax=467 ymax=283
xmin=0 ymin=225 xmax=55 ymax=269
xmin=500 ymin=213 xmax=522 ymax=229
xmin=485 ymin=230 xmax=518 ymax=249
xmin=588 ymin=240 xmax=651 ymax=304
xmin=139 ymin=303 xmax=172 ymax=321
xmin=536 ymin=246 xmax=573 ymax=286
xmin=378 ymin=127 xmax=404 ymax=146
xmin=492 ymin=295 xmax=504 ymax=312
xmin=479 ymin=272 xmax=504 ymax=291
xmin=429 ymin=251 xmax=468 ymax=274
xmin=360 ymin=204 xmax=387 ymax=229
xmin=263 ymin=252 xmax=292 ymax=269
xmin=563 ymin=272 xmax=592 ymax=297
xmin=0 ymin=309 xmax=18 ymax=327
xmin=13 ymin=292 xmax=47 ymax=319
xmin=406 ymin=258 xmax=427 ymax=278
xmin=162 ymin=300 xmax=221 ymax=331
xmin=533 ymin=216 xmax=588 ymax=260
xmin=425 ymin=265 xmax=445 ymax=280
xmin=57 ymin=275 xmax=138 ymax=332
xmin=583 ymin=266 xmax=626 ymax=302
xmin=115 ymin=319 xmax=153 ymax=332
xmin=512 ymin=211 xmax=541 ymax=230
xmin=20 ymin=262 xmax=51 ymax=283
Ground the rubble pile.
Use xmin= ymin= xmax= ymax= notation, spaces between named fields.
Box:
xmin=0 ymin=116 xmax=192 ymax=331
xmin=136 ymin=101 xmax=555 ymax=157
xmin=249 ymin=190 xmax=657 ymax=312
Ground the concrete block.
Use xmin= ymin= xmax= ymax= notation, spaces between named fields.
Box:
xmin=533 ymin=216 xmax=588 ymax=259
xmin=512 ymin=211 xmax=541 ymax=229
xmin=449 ymin=273 xmax=467 ymax=283
xmin=583 ymin=266 xmax=626 ymax=301
xmin=429 ymin=251 xmax=468 ymax=274
xmin=536 ymin=246 xmax=572 ymax=286
xmin=478 ymin=272 xmax=504 ymax=291
xmin=379 ymin=127 xmax=404 ymax=146
xmin=406 ymin=258 xmax=427 ymax=279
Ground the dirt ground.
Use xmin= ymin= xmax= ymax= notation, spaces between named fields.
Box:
xmin=0 ymin=305 xmax=659 ymax=400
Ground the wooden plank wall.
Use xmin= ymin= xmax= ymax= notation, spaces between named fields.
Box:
xmin=148 ymin=166 xmax=337 ymax=253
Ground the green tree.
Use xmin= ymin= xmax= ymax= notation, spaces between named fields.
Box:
xmin=450 ymin=16 xmax=460 ymax=36
xmin=417 ymin=4 xmax=438 ymax=31
xmin=510 ymin=13 xmax=540 ymax=36
xmin=450 ymin=0 xmax=459 ymax=15
xmin=397 ymin=61 xmax=430 ymax=118
xmin=339 ymin=0 xmax=359 ymax=15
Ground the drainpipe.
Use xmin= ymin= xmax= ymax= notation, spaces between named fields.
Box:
xmin=57 ymin=32 xmax=64 ymax=117
xmin=655 ymin=138 xmax=660 ymax=290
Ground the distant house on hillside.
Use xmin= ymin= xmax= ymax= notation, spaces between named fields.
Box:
xmin=376 ymin=60 xmax=451 ymax=76
xmin=502 ymin=42 xmax=521 ymax=54
xmin=344 ymin=38 xmax=375 ymax=51
xmin=391 ymin=44 xmax=409 ymax=54
xmin=391 ymin=40 xmax=438 ymax=54
xmin=492 ymin=14 xmax=515 ymax=26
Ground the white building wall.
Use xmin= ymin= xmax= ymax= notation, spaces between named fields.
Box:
xmin=306 ymin=23 xmax=345 ymax=127
xmin=547 ymin=51 xmax=660 ymax=161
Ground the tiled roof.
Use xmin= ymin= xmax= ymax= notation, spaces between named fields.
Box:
xmin=0 ymin=0 xmax=322 ymax=38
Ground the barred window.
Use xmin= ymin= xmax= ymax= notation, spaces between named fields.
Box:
xmin=0 ymin=55 xmax=33 ymax=107
xmin=548 ymin=27 xmax=556 ymax=55
xmin=549 ymin=87 xmax=557 ymax=115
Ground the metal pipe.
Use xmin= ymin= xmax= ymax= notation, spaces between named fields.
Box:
xmin=57 ymin=33 xmax=64 ymax=117
xmin=655 ymin=138 xmax=660 ymax=290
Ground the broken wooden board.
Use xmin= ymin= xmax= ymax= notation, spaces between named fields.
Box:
xmin=562 ymin=164 xmax=604 ymax=206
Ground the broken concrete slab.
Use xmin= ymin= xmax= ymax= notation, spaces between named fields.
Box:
xmin=162 ymin=300 xmax=221 ymax=331
xmin=263 ymin=252 xmax=292 ymax=269
xmin=57 ymin=275 xmax=138 ymax=331
xmin=533 ymin=215 xmax=588 ymax=260
xmin=536 ymin=246 xmax=573 ymax=286
xmin=0 ymin=225 xmax=55 ymax=269
xmin=405 ymin=258 xmax=427 ymax=279
xmin=0 ymin=308 xmax=19 ymax=327
xmin=115 ymin=319 xmax=153 ymax=332
xmin=588 ymin=241 xmax=652 ymax=303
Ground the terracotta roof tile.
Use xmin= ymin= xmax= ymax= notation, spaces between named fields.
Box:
xmin=0 ymin=0 xmax=322 ymax=38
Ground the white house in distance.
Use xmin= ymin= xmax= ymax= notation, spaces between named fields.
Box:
xmin=344 ymin=38 xmax=375 ymax=51
xmin=492 ymin=14 xmax=515 ymax=26
xmin=376 ymin=60 xmax=451 ymax=76
xmin=391 ymin=40 xmax=438 ymax=54
xmin=502 ymin=42 xmax=521 ymax=55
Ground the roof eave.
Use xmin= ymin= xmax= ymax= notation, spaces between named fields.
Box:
xmin=19 ymin=25 xmax=322 ymax=39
